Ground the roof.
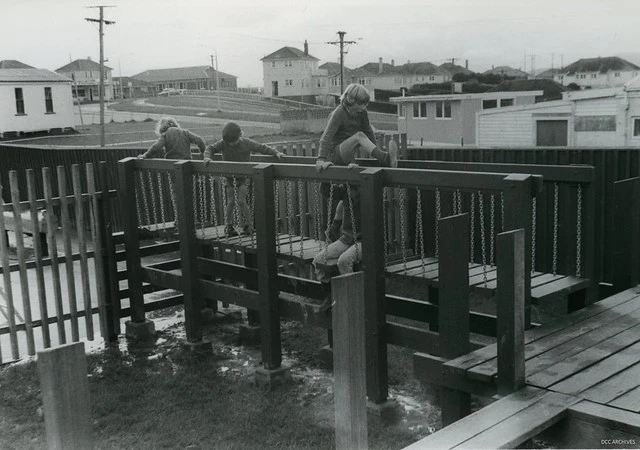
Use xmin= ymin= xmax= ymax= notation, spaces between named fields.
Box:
xmin=439 ymin=63 xmax=473 ymax=76
xmin=56 ymin=58 xmax=112 ymax=72
xmin=0 ymin=60 xmax=34 ymax=69
xmin=352 ymin=61 xmax=450 ymax=77
xmin=625 ymin=74 xmax=640 ymax=91
xmin=487 ymin=79 xmax=566 ymax=101
xmin=535 ymin=68 xmax=562 ymax=79
xmin=482 ymin=66 xmax=529 ymax=77
xmin=319 ymin=62 xmax=353 ymax=78
xmin=261 ymin=46 xmax=319 ymax=61
xmin=113 ymin=76 xmax=153 ymax=87
xmin=131 ymin=66 xmax=236 ymax=83
xmin=561 ymin=56 xmax=640 ymax=75
xmin=0 ymin=68 xmax=71 ymax=83
xmin=390 ymin=90 xmax=543 ymax=103
xmin=477 ymin=99 xmax=572 ymax=116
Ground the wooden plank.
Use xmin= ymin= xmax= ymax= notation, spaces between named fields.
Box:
xmin=569 ymin=399 xmax=640 ymax=435
xmin=608 ymin=386 xmax=640 ymax=413
xmin=529 ymin=326 xmax=640 ymax=389
xmin=42 ymin=167 xmax=66 ymax=345
xmin=458 ymin=391 xmax=581 ymax=449
xmin=579 ymin=361 xmax=640 ymax=405
xmin=0 ymin=183 xmax=19 ymax=360
xmin=72 ymin=165 xmax=94 ymax=339
xmin=531 ymin=276 xmax=589 ymax=301
xmin=333 ymin=273 xmax=368 ymax=450
xmin=10 ymin=170 xmax=36 ymax=355
xmin=404 ymin=387 xmax=546 ymax=449
xmin=26 ymin=169 xmax=51 ymax=348
xmin=37 ymin=342 xmax=92 ymax=450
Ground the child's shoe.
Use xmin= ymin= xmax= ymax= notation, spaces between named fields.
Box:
xmin=388 ymin=139 xmax=399 ymax=168
xmin=225 ymin=225 xmax=239 ymax=237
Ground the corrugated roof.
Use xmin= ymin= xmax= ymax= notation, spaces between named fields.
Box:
xmin=0 ymin=68 xmax=72 ymax=83
xmin=56 ymin=58 xmax=112 ymax=72
xmin=561 ymin=56 xmax=640 ymax=75
xmin=261 ymin=46 xmax=319 ymax=61
xmin=131 ymin=66 xmax=236 ymax=83
xmin=0 ymin=60 xmax=34 ymax=69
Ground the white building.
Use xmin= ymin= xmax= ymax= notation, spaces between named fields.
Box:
xmin=476 ymin=76 xmax=640 ymax=147
xmin=554 ymin=56 xmax=640 ymax=90
xmin=56 ymin=58 xmax=114 ymax=102
xmin=0 ymin=68 xmax=75 ymax=137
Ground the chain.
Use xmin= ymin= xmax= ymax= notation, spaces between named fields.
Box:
xmin=199 ymin=174 xmax=206 ymax=239
xmin=346 ymin=183 xmax=359 ymax=263
xmin=274 ymin=180 xmax=280 ymax=248
xmin=250 ymin=180 xmax=256 ymax=247
xmin=157 ymin=172 xmax=166 ymax=233
xmin=416 ymin=188 xmax=425 ymax=274
xmin=322 ymin=183 xmax=335 ymax=264
xmin=531 ymin=196 xmax=537 ymax=274
xmin=553 ymin=182 xmax=559 ymax=276
xmin=134 ymin=171 xmax=143 ymax=225
xmin=399 ymin=187 xmax=407 ymax=273
xmin=383 ymin=187 xmax=389 ymax=268
xmin=435 ymin=188 xmax=441 ymax=259
xmin=576 ymin=184 xmax=582 ymax=277
xmin=147 ymin=171 xmax=158 ymax=227
xmin=314 ymin=182 xmax=322 ymax=242
xmin=500 ymin=191 xmax=505 ymax=231
xmin=233 ymin=177 xmax=241 ymax=237
xmin=452 ymin=190 xmax=458 ymax=215
xmin=457 ymin=189 xmax=462 ymax=216
xmin=139 ymin=171 xmax=151 ymax=226
xmin=490 ymin=194 xmax=495 ymax=267
xmin=192 ymin=175 xmax=198 ymax=231
xmin=298 ymin=180 xmax=305 ymax=260
xmin=286 ymin=179 xmax=294 ymax=256
xmin=209 ymin=175 xmax=220 ymax=239
xmin=479 ymin=191 xmax=487 ymax=286
xmin=470 ymin=192 xmax=475 ymax=262
xmin=222 ymin=178 xmax=229 ymax=232
xmin=168 ymin=173 xmax=178 ymax=234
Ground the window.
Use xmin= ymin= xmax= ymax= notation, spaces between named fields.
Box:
xmin=634 ymin=118 xmax=640 ymax=137
xmin=591 ymin=73 xmax=597 ymax=78
xmin=413 ymin=102 xmax=427 ymax=118
xmin=331 ymin=78 xmax=340 ymax=86
xmin=15 ymin=88 xmax=25 ymax=114
xmin=500 ymin=98 xmax=514 ymax=107
xmin=429 ymin=76 xmax=435 ymax=81
xmin=316 ymin=79 xmax=326 ymax=88
xmin=615 ymin=72 xmax=621 ymax=77
xmin=285 ymin=79 xmax=293 ymax=86
xmin=398 ymin=104 xmax=406 ymax=118
xmin=285 ymin=60 xmax=292 ymax=67
xmin=271 ymin=61 xmax=276 ymax=68
xmin=482 ymin=99 xmax=498 ymax=109
xmin=44 ymin=87 xmax=54 ymax=113
xmin=436 ymin=100 xmax=451 ymax=118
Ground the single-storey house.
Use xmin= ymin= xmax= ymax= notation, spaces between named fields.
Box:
xmin=0 ymin=67 xmax=75 ymax=137
xmin=390 ymin=90 xmax=542 ymax=146
xmin=476 ymin=76 xmax=640 ymax=147
xmin=132 ymin=66 xmax=237 ymax=93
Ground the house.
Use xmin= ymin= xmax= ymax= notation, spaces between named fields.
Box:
xmin=476 ymin=76 xmax=640 ymax=147
xmin=482 ymin=66 xmax=529 ymax=78
xmin=554 ymin=56 xmax=640 ymax=89
xmin=56 ymin=58 xmax=114 ymax=102
xmin=112 ymin=76 xmax=155 ymax=99
xmin=390 ymin=90 xmax=542 ymax=146
xmin=261 ymin=42 xmax=325 ymax=101
xmin=486 ymin=79 xmax=566 ymax=102
xmin=0 ymin=60 xmax=34 ymax=69
xmin=130 ymin=66 xmax=237 ymax=93
xmin=0 ymin=67 xmax=75 ymax=137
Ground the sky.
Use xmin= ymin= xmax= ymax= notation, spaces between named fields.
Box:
xmin=3 ymin=0 xmax=640 ymax=87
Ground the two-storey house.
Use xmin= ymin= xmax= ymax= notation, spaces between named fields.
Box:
xmin=55 ymin=58 xmax=114 ymax=102
xmin=554 ymin=57 xmax=640 ymax=89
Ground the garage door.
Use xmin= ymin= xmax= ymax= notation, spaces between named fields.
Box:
xmin=536 ymin=120 xmax=568 ymax=146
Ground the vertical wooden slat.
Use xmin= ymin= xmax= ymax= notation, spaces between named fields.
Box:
xmin=333 ymin=272 xmax=368 ymax=450
xmin=57 ymin=166 xmax=80 ymax=341
xmin=497 ymin=228 xmax=526 ymax=395
xmin=0 ymin=186 xmax=19 ymax=360
xmin=26 ymin=169 xmax=51 ymax=348
xmin=439 ymin=213 xmax=471 ymax=425
xmin=73 ymin=165 xmax=94 ymax=339
xmin=360 ymin=167 xmax=388 ymax=403
xmin=87 ymin=163 xmax=108 ymax=339
xmin=10 ymin=171 xmax=36 ymax=355
xmin=43 ymin=168 xmax=66 ymax=344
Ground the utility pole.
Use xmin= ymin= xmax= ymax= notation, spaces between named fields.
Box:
xmin=86 ymin=5 xmax=115 ymax=147
xmin=327 ymin=31 xmax=357 ymax=94
xmin=210 ymin=52 xmax=221 ymax=111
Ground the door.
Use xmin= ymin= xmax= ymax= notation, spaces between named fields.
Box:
xmin=536 ymin=120 xmax=568 ymax=146
xmin=272 ymin=81 xmax=279 ymax=97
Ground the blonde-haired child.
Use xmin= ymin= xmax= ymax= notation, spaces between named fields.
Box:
xmin=138 ymin=116 xmax=205 ymax=160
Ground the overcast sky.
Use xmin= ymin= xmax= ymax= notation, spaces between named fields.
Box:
xmin=3 ymin=0 xmax=640 ymax=87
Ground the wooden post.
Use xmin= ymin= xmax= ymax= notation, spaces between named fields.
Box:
xmin=613 ymin=177 xmax=640 ymax=292
xmin=37 ymin=342 xmax=92 ymax=450
xmin=439 ymin=213 xmax=470 ymax=426
xmin=174 ymin=161 xmax=203 ymax=342
xmin=359 ymin=167 xmax=388 ymax=403
xmin=253 ymin=164 xmax=282 ymax=369
xmin=333 ymin=272 xmax=368 ymax=450
xmin=497 ymin=229 xmax=526 ymax=396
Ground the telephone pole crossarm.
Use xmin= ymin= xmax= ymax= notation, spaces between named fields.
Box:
xmin=327 ymin=31 xmax=357 ymax=94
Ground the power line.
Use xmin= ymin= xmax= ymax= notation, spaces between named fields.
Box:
xmin=85 ymin=5 xmax=116 ymax=147
xmin=326 ymin=31 xmax=357 ymax=94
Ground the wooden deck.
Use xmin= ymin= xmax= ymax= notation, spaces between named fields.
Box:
xmin=411 ymin=287 xmax=640 ymax=448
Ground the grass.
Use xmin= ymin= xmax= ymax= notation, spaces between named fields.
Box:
xmin=0 ymin=306 xmax=440 ymax=450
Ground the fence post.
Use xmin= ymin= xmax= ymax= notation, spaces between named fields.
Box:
xmin=613 ymin=177 xmax=640 ymax=292
xmin=359 ymin=167 xmax=388 ymax=403
xmin=439 ymin=213 xmax=470 ymax=426
xmin=333 ymin=272 xmax=368 ymax=450
xmin=37 ymin=342 xmax=92 ymax=450
xmin=497 ymin=229 xmax=526 ymax=396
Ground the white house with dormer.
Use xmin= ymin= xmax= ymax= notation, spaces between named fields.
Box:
xmin=554 ymin=57 xmax=640 ymax=89
xmin=0 ymin=65 xmax=75 ymax=137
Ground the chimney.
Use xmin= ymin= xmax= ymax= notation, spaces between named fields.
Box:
xmin=465 ymin=59 xmax=468 ymax=69
xmin=304 ymin=40 xmax=308 ymax=56
xmin=88 ymin=56 xmax=92 ymax=61
xmin=378 ymin=57 xmax=383 ymax=74
xmin=391 ymin=59 xmax=395 ymax=66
